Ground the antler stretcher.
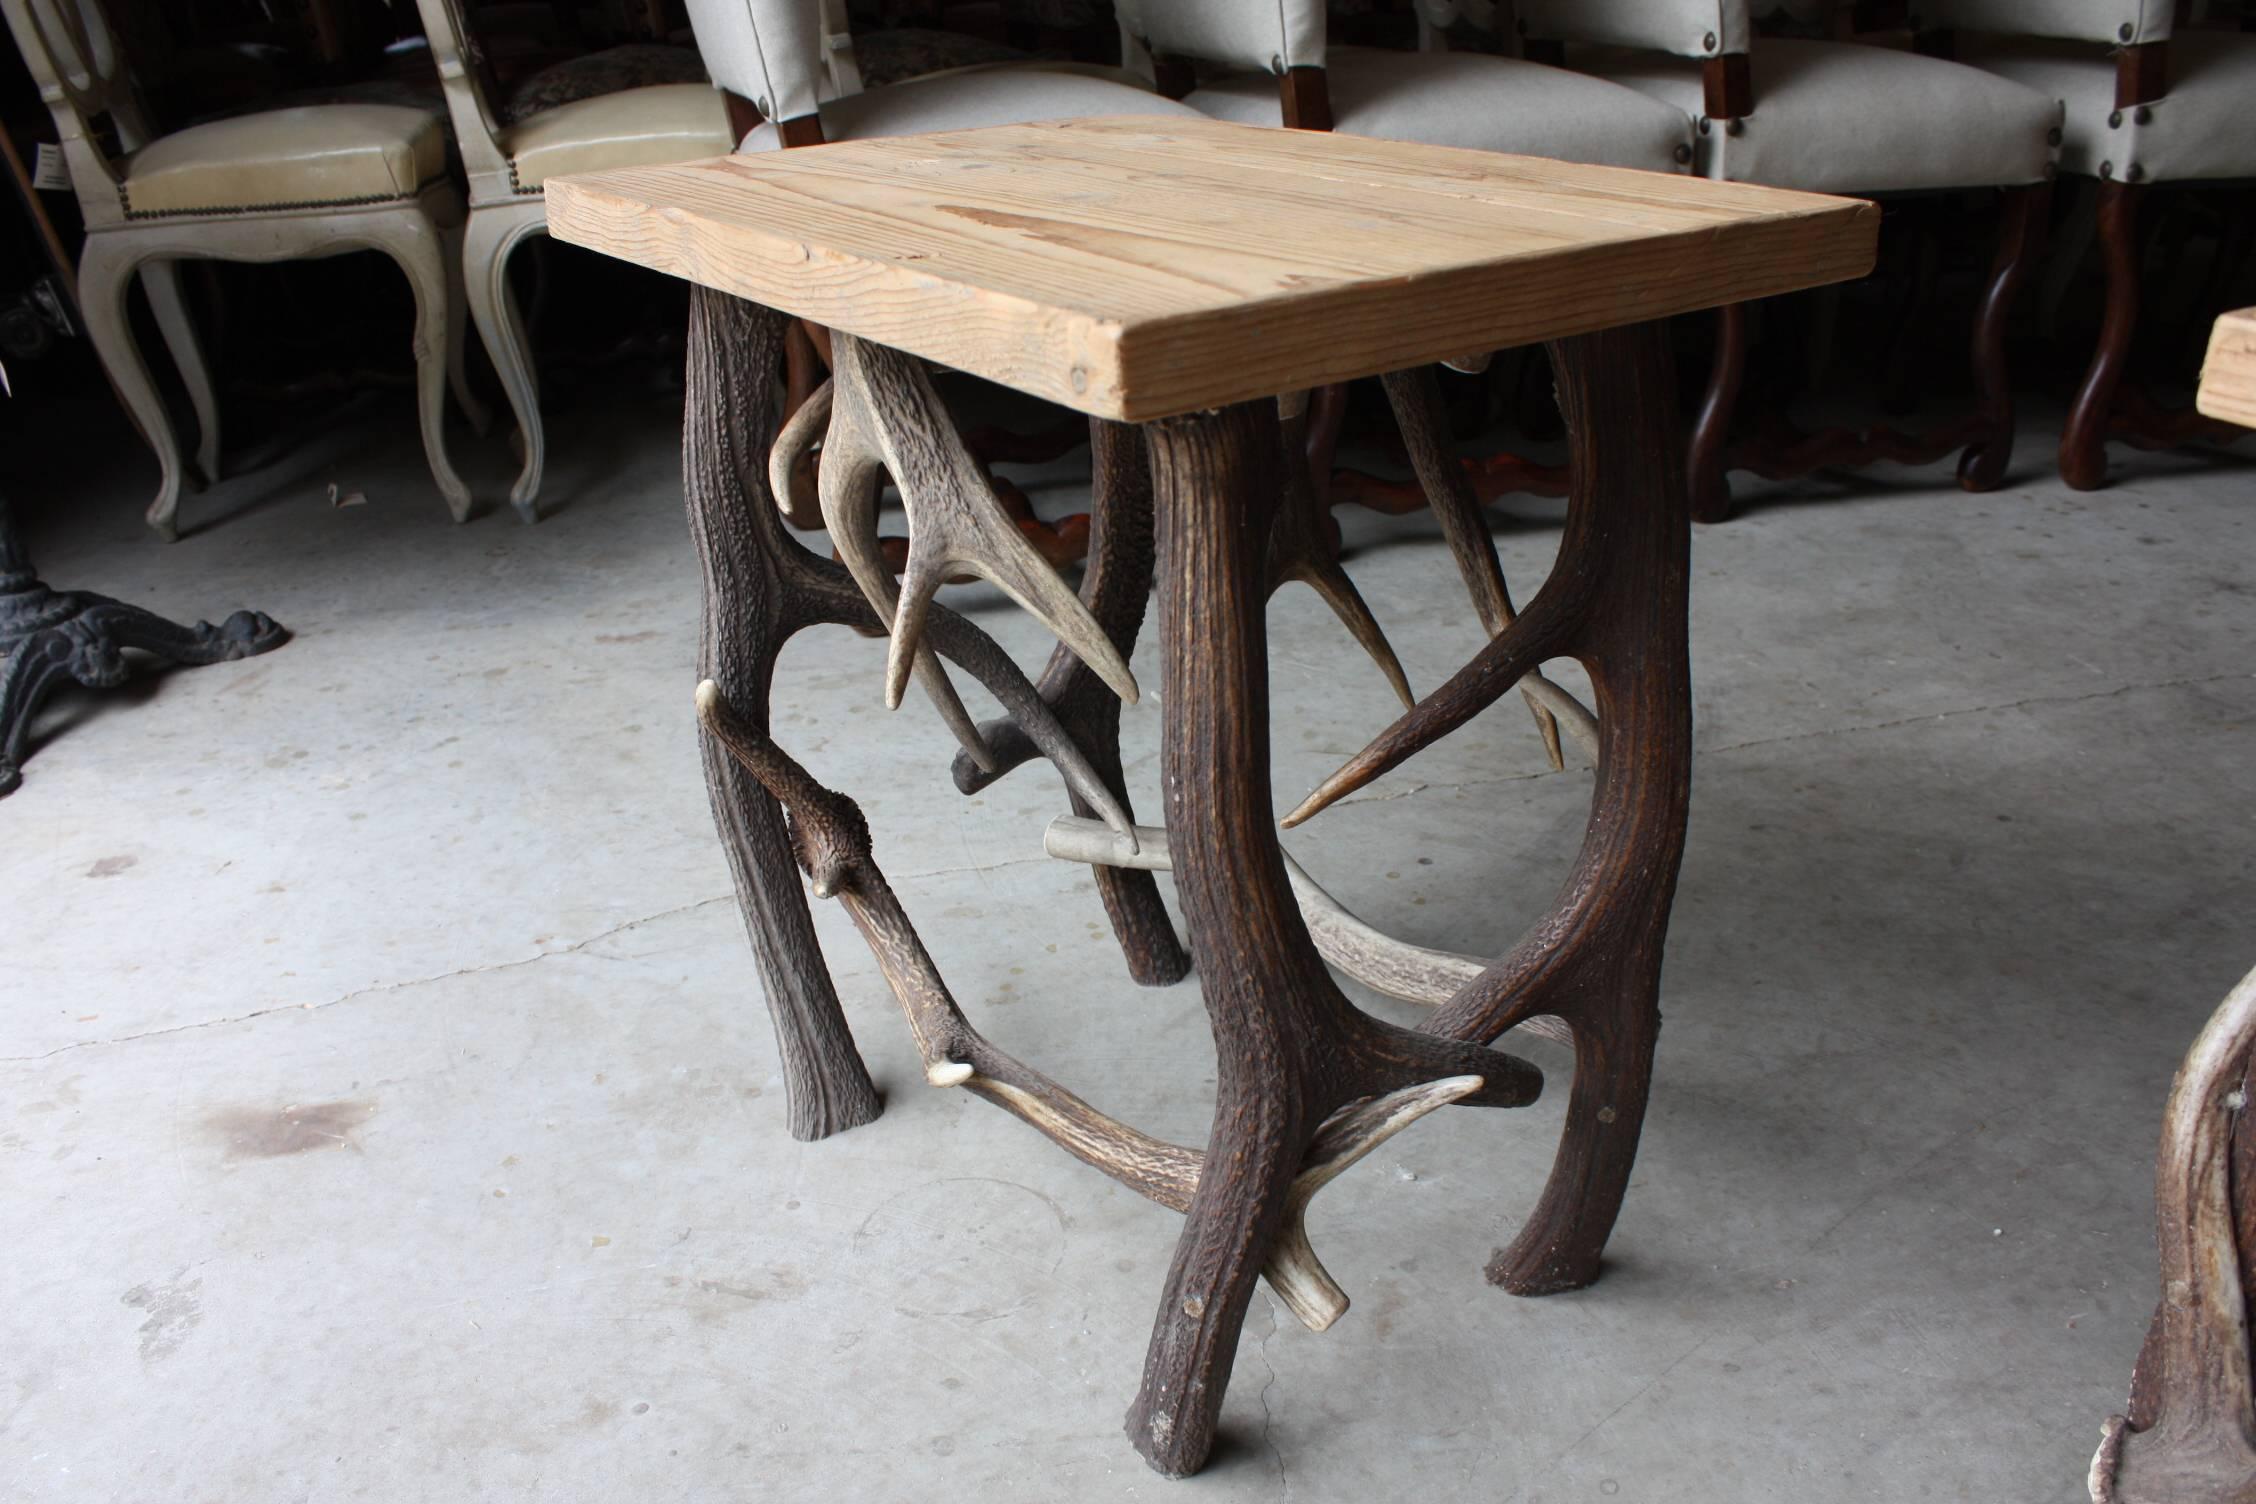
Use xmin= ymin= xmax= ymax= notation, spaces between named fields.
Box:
xmin=1042 ymin=816 xmax=1571 ymax=1048
xmin=697 ymin=679 xmax=1535 ymax=1331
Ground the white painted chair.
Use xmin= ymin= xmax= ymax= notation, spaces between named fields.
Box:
xmin=1916 ymin=1 xmax=2256 ymax=489
xmin=0 ymin=0 xmax=483 ymax=540
xmin=414 ymin=0 xmax=736 ymax=521
xmin=684 ymin=0 xmax=1204 ymax=153
xmin=1515 ymin=0 xmax=2065 ymax=517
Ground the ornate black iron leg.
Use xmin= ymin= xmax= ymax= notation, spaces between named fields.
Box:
xmin=0 ymin=496 xmax=286 ymax=797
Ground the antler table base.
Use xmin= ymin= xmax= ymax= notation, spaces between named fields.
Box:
xmin=546 ymin=114 xmax=1877 ymax=1477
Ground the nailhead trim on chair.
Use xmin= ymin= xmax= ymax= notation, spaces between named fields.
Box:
xmin=118 ymin=186 xmax=425 ymax=221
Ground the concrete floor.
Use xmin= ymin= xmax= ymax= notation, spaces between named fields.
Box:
xmin=4 ymin=383 xmax=2252 ymax=1503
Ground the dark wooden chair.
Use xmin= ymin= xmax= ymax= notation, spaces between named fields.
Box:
xmin=1919 ymin=0 xmax=2256 ymax=489
xmin=1518 ymin=0 xmax=2065 ymax=520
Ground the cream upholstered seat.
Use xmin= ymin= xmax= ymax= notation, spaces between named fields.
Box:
xmin=1576 ymin=37 xmax=2060 ymax=192
xmin=1519 ymin=0 xmax=2064 ymax=518
xmin=1920 ymin=2 xmax=2254 ymax=490
xmin=733 ymin=63 xmax=1201 ymax=150
xmin=501 ymin=80 xmax=731 ymax=188
xmin=1185 ymin=45 xmax=1692 ymax=170
xmin=122 ymin=104 xmax=448 ymax=215
xmin=414 ymin=0 xmax=741 ymax=520
xmin=1961 ymin=34 xmax=2256 ymax=184
xmin=0 ymin=0 xmax=481 ymax=539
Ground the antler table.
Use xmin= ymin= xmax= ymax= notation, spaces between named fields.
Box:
xmin=547 ymin=117 xmax=1875 ymax=1477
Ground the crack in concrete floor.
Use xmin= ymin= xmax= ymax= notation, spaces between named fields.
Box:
xmin=10 ymin=668 xmax=2244 ymax=1070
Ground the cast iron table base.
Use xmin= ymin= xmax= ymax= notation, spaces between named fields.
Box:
xmin=0 ymin=496 xmax=286 ymax=797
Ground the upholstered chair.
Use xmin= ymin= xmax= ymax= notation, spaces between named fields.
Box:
xmin=415 ymin=0 xmax=736 ymax=521
xmin=1917 ymin=0 xmax=2256 ymax=488
xmin=684 ymin=0 xmax=1205 ymax=535
xmin=1517 ymin=0 xmax=2065 ymax=519
xmin=2 ymin=0 xmax=483 ymax=539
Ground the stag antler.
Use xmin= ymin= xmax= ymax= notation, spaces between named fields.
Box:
xmin=1271 ymin=390 xmax=1415 ymax=710
xmin=822 ymin=334 xmax=1139 ymax=715
xmin=1043 ymin=816 xmax=1571 ymax=1048
xmin=1381 ymin=364 xmax=1598 ymax=771
xmin=697 ymin=681 xmax=1537 ymax=1330
xmin=2091 ymin=963 xmax=2256 ymax=1503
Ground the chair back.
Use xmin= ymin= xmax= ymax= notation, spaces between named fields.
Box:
xmin=1513 ymin=0 xmax=1753 ymax=59
xmin=1113 ymin=0 xmax=1326 ymax=74
xmin=0 ymin=0 xmax=136 ymax=227
xmin=683 ymin=0 xmax=831 ymax=130
xmin=411 ymin=0 xmax=516 ymax=200
xmin=1917 ymin=0 xmax=2172 ymax=44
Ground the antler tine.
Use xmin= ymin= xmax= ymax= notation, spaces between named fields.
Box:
xmin=826 ymin=333 xmax=1140 ymax=712
xmin=699 ymin=682 xmax=1503 ymax=1336
xmin=1264 ymin=1076 xmax=1487 ymax=1332
xmin=1381 ymin=364 xmax=1599 ymax=771
xmin=1272 ymin=393 xmax=1415 ymax=710
xmin=768 ymin=374 xmax=833 ymax=527
xmin=1281 ymin=597 xmax=1576 ymax=830
xmin=814 ymin=374 xmax=999 ymax=774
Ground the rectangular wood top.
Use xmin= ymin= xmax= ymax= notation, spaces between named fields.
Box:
xmin=2198 ymin=308 xmax=2256 ymax=431
xmin=546 ymin=114 xmax=1879 ymax=421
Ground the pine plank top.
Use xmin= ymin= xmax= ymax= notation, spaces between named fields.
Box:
xmin=2198 ymin=308 xmax=2256 ymax=430
xmin=546 ymin=114 xmax=1879 ymax=421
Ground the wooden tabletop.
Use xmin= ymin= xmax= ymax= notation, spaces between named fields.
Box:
xmin=2198 ymin=308 xmax=2256 ymax=431
xmin=547 ymin=115 xmax=1879 ymax=422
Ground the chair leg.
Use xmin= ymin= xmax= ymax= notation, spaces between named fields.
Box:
xmin=442 ymin=220 xmax=494 ymax=440
xmin=1688 ymin=301 xmax=1747 ymax=524
xmin=2061 ymin=180 xmax=2144 ymax=492
xmin=463 ymin=210 xmax=546 ymax=522
xmin=373 ymin=212 xmax=475 ymax=522
xmin=138 ymin=259 xmax=220 ymax=489
xmin=1958 ymin=183 xmax=2049 ymax=492
xmin=80 ymin=239 xmax=185 ymax=541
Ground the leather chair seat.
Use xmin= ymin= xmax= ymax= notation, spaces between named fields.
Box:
xmin=1187 ymin=47 xmax=1694 ymax=171
xmin=122 ymin=104 xmax=446 ymax=216
xmin=737 ymin=64 xmax=1202 ymax=150
xmin=1959 ymin=34 xmax=2256 ymax=184
xmin=1580 ymin=38 xmax=2062 ymax=193
xmin=504 ymin=81 xmax=734 ymax=189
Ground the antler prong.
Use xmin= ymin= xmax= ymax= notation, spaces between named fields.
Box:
xmin=831 ymin=332 xmax=1140 ymax=709
xmin=1263 ymin=1076 xmax=1487 ymax=1331
xmin=1272 ymin=393 xmax=1416 ymax=709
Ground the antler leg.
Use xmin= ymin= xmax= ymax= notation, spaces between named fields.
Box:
xmin=686 ymin=288 xmax=881 ymax=1142
xmin=1127 ymin=401 xmax=1544 ymax=1475
xmin=1435 ymin=321 xmax=1692 ymax=1295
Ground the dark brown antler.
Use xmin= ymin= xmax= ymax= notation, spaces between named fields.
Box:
xmin=697 ymin=679 xmax=1537 ymax=1331
xmin=2091 ymin=963 xmax=2256 ymax=1504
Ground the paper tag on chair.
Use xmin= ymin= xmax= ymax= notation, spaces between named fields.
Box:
xmin=31 ymin=144 xmax=69 ymax=192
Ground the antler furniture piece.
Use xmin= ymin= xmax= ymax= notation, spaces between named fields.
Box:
xmin=545 ymin=115 xmax=1875 ymax=1478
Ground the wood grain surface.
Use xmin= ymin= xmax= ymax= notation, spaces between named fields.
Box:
xmin=2198 ymin=308 xmax=2256 ymax=430
xmin=547 ymin=115 xmax=1878 ymax=419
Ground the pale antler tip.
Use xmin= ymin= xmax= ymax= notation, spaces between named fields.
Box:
xmin=926 ymin=1061 xmax=975 ymax=1087
xmin=694 ymin=679 xmax=722 ymax=719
